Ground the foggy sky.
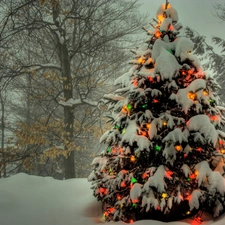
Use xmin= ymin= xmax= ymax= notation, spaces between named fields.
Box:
xmin=138 ymin=0 xmax=224 ymax=44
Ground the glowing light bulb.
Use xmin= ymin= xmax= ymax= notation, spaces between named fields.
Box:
xmin=196 ymin=147 xmax=202 ymax=152
xmin=146 ymin=123 xmax=151 ymax=129
xmin=157 ymin=14 xmax=164 ymax=22
xmin=162 ymin=193 xmax=168 ymax=199
xmin=137 ymin=57 xmax=145 ymax=65
xmin=190 ymin=174 xmax=196 ymax=179
xmin=130 ymin=155 xmax=136 ymax=162
xmin=148 ymin=76 xmax=154 ymax=82
xmin=142 ymin=173 xmax=148 ymax=179
xmin=122 ymin=106 xmax=128 ymax=113
xmin=117 ymin=194 xmax=122 ymax=200
xmin=175 ymin=145 xmax=182 ymax=151
xmin=155 ymin=145 xmax=161 ymax=151
xmin=203 ymin=90 xmax=208 ymax=96
xmin=188 ymin=92 xmax=197 ymax=100
xmin=186 ymin=211 xmax=191 ymax=215
xmin=132 ymin=78 xmax=138 ymax=87
xmin=127 ymin=103 xmax=132 ymax=110
xmin=141 ymin=131 xmax=147 ymax=136
xmin=131 ymin=177 xmax=137 ymax=183
xmin=104 ymin=211 xmax=109 ymax=217
xmin=121 ymin=181 xmax=126 ymax=187
xmin=221 ymin=149 xmax=225 ymax=154
xmin=142 ymin=104 xmax=147 ymax=109
xmin=154 ymin=30 xmax=161 ymax=38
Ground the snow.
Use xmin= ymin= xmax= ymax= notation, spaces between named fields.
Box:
xmin=187 ymin=115 xmax=218 ymax=147
xmin=130 ymin=183 xmax=143 ymax=201
xmin=121 ymin=120 xmax=151 ymax=152
xmin=1 ymin=173 xmax=225 ymax=225
xmin=114 ymin=67 xmax=135 ymax=87
xmin=160 ymin=17 xmax=173 ymax=32
xmin=163 ymin=128 xmax=188 ymax=143
xmin=143 ymin=166 xmax=166 ymax=193
xmin=189 ymin=190 xmax=202 ymax=211
xmin=174 ymin=37 xmax=194 ymax=62
xmin=155 ymin=49 xmax=181 ymax=81
xmin=177 ymin=79 xmax=207 ymax=114
xmin=156 ymin=3 xmax=179 ymax=23
xmin=59 ymin=98 xmax=81 ymax=107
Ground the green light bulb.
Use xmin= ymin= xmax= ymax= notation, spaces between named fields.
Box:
xmin=155 ymin=145 xmax=161 ymax=151
xmin=131 ymin=177 xmax=137 ymax=183
xmin=142 ymin=104 xmax=147 ymax=109
xmin=127 ymin=103 xmax=132 ymax=110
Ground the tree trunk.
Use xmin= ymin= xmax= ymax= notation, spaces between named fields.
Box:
xmin=0 ymin=94 xmax=6 ymax=178
xmin=59 ymin=42 xmax=75 ymax=179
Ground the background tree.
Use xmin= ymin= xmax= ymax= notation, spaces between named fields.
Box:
xmin=184 ymin=3 xmax=225 ymax=104
xmin=0 ymin=0 xmax=146 ymax=178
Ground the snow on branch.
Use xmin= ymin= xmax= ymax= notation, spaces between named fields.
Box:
xmin=187 ymin=115 xmax=218 ymax=147
xmin=23 ymin=63 xmax=61 ymax=72
xmin=59 ymin=98 xmax=99 ymax=107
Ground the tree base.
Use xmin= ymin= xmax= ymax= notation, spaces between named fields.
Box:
xmin=135 ymin=200 xmax=199 ymax=222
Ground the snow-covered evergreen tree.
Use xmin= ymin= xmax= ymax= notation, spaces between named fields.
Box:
xmin=88 ymin=1 xmax=225 ymax=222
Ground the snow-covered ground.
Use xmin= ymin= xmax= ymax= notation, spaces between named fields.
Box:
xmin=0 ymin=173 xmax=225 ymax=225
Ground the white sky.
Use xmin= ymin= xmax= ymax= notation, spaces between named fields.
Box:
xmin=138 ymin=0 xmax=224 ymax=43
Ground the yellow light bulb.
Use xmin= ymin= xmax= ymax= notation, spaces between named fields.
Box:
xmin=162 ymin=193 xmax=168 ymax=199
xmin=186 ymin=211 xmax=191 ymax=215
xmin=203 ymin=90 xmax=208 ymax=96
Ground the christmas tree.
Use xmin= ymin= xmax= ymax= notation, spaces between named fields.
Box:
xmin=88 ymin=1 xmax=225 ymax=223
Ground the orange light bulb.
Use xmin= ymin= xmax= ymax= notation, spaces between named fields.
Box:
xmin=175 ymin=145 xmax=182 ymax=151
xmin=188 ymin=92 xmax=197 ymax=101
xmin=130 ymin=155 xmax=136 ymax=162
xmin=155 ymin=31 xmax=161 ymax=38
xmin=188 ymin=70 xmax=194 ymax=75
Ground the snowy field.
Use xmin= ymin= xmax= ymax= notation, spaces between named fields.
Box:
xmin=0 ymin=173 xmax=225 ymax=225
